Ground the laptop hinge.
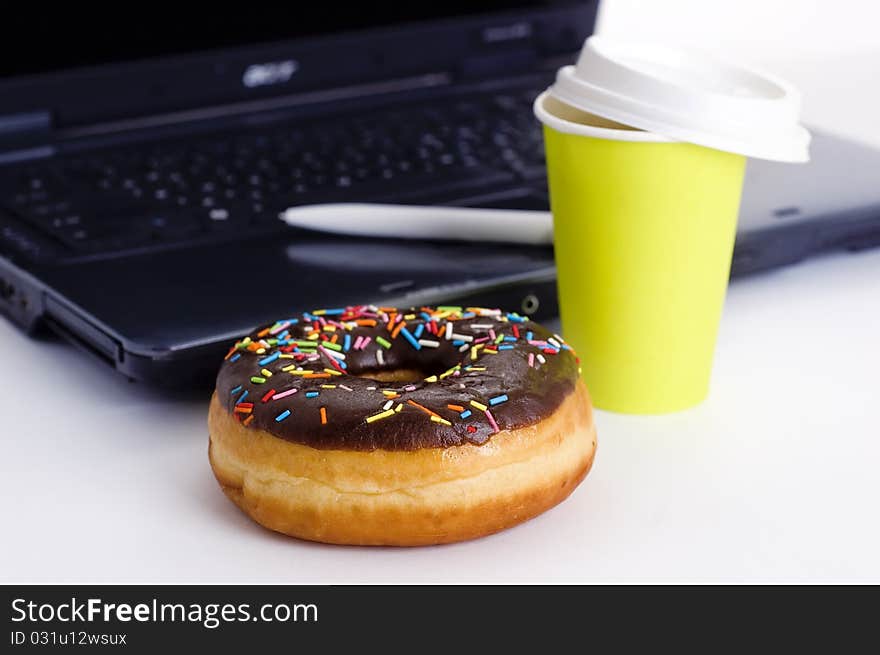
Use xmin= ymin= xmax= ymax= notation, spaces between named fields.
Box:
xmin=458 ymin=51 xmax=539 ymax=80
xmin=0 ymin=110 xmax=52 ymax=138
xmin=0 ymin=110 xmax=54 ymax=161
xmin=60 ymin=74 xmax=452 ymax=141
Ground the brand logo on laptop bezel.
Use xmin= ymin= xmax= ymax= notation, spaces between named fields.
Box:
xmin=482 ymin=22 xmax=533 ymax=43
xmin=242 ymin=60 xmax=300 ymax=88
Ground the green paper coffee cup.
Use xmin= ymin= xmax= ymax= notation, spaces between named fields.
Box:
xmin=535 ymin=37 xmax=810 ymax=414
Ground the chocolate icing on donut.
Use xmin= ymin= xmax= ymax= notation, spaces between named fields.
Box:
xmin=215 ymin=306 xmax=580 ymax=451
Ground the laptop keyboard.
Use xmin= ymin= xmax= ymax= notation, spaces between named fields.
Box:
xmin=0 ymin=87 xmax=547 ymax=260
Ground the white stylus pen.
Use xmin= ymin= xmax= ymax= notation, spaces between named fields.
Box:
xmin=279 ymin=203 xmax=553 ymax=245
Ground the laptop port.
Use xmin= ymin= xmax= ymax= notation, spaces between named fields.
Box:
xmin=521 ymin=293 xmax=540 ymax=314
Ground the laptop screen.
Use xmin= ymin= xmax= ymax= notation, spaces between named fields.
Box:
xmin=3 ymin=2 xmax=559 ymax=79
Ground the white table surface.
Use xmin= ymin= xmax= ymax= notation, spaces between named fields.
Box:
xmin=3 ymin=246 xmax=879 ymax=584
xmin=3 ymin=41 xmax=880 ymax=584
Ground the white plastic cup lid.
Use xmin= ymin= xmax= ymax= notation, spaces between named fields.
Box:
xmin=546 ymin=36 xmax=811 ymax=162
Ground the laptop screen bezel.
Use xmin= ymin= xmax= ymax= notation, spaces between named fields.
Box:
xmin=0 ymin=2 xmax=597 ymax=131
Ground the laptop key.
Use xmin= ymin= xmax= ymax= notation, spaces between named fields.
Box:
xmin=0 ymin=85 xmax=547 ymax=258
xmin=200 ymin=203 xmax=254 ymax=230
xmin=53 ymin=224 xmax=148 ymax=253
xmin=0 ymin=209 xmax=59 ymax=259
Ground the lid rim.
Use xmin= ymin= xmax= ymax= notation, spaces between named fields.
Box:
xmin=546 ymin=36 xmax=811 ymax=163
xmin=552 ymin=85 xmax=811 ymax=162
xmin=533 ymin=91 xmax=674 ymax=143
xmin=555 ymin=66 xmax=801 ymax=129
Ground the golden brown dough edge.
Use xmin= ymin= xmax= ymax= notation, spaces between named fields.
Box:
xmin=208 ymin=381 xmax=596 ymax=546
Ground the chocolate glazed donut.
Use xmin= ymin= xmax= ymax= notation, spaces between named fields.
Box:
xmin=208 ymin=305 xmax=597 ymax=546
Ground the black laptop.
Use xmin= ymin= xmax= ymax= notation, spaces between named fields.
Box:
xmin=2 ymin=1 xmax=879 ymax=388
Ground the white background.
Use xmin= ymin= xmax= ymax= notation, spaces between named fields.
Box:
xmin=2 ymin=2 xmax=879 ymax=583
xmin=600 ymin=0 xmax=880 ymax=148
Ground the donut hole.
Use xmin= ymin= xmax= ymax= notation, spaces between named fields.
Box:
xmin=353 ymin=368 xmax=434 ymax=383
xmin=346 ymin=344 xmax=464 ymax=384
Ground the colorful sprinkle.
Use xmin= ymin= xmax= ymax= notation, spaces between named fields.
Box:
xmin=485 ymin=409 xmax=500 ymax=433
xmin=322 ymin=351 xmax=347 ymax=373
xmin=400 ymin=326 xmax=421 ymax=350
xmin=407 ymin=399 xmax=440 ymax=418
xmin=275 ymin=409 xmax=291 ymax=422
xmin=366 ymin=408 xmax=395 ymax=423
